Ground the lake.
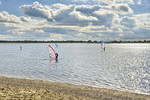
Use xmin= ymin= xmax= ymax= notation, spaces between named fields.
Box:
xmin=0 ymin=43 xmax=150 ymax=94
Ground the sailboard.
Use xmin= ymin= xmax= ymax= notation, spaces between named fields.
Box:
xmin=55 ymin=42 xmax=58 ymax=47
xmin=19 ymin=44 xmax=22 ymax=50
xmin=101 ymin=41 xmax=104 ymax=46
xmin=48 ymin=45 xmax=56 ymax=59
xmin=101 ymin=41 xmax=105 ymax=51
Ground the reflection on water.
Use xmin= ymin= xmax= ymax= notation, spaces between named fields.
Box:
xmin=49 ymin=59 xmax=58 ymax=68
xmin=0 ymin=43 xmax=150 ymax=94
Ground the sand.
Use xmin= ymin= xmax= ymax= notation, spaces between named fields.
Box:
xmin=0 ymin=76 xmax=149 ymax=100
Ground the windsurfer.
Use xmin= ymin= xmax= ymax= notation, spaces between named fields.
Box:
xmin=20 ymin=46 xmax=22 ymax=50
xmin=55 ymin=53 xmax=58 ymax=59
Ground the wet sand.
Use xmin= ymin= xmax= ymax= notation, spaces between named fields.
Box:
xmin=0 ymin=76 xmax=149 ymax=100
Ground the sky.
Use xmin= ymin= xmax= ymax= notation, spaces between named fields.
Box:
xmin=0 ymin=0 xmax=150 ymax=41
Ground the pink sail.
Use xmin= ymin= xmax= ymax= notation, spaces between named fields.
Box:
xmin=48 ymin=45 xmax=56 ymax=58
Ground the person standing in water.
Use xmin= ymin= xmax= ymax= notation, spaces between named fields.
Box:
xmin=20 ymin=46 xmax=22 ymax=50
xmin=55 ymin=53 xmax=58 ymax=60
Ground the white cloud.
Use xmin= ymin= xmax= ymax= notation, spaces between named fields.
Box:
xmin=53 ymin=5 xmax=99 ymax=26
xmin=92 ymin=0 xmax=115 ymax=5
xmin=0 ymin=11 xmax=46 ymax=36
xmin=73 ymin=0 xmax=134 ymax=5
xmin=0 ymin=11 xmax=36 ymax=24
xmin=20 ymin=1 xmax=54 ymax=21
xmin=72 ymin=0 xmax=88 ymax=3
xmin=119 ymin=34 xmax=124 ymax=36
xmin=120 ymin=16 xmax=137 ymax=28
xmin=69 ymin=10 xmax=98 ymax=21
xmin=35 ymin=29 xmax=45 ymax=33
xmin=50 ymin=33 xmax=63 ymax=40
xmin=0 ymin=11 xmax=21 ymax=23
xmin=92 ymin=0 xmax=134 ymax=5
xmin=133 ymin=13 xmax=150 ymax=29
xmin=0 ymin=35 xmax=14 ymax=39
xmin=94 ymin=10 xmax=118 ymax=27
xmin=104 ymin=3 xmax=133 ymax=15
xmin=135 ymin=0 xmax=150 ymax=5
xmin=7 ymin=30 xmax=25 ymax=35
xmin=134 ymin=13 xmax=150 ymax=22
xmin=137 ymin=0 xmax=141 ymax=5
xmin=76 ymin=5 xmax=101 ymax=15
xmin=115 ymin=0 xmax=134 ymax=4
xmin=75 ymin=33 xmax=87 ymax=37
xmin=52 ymin=3 xmax=68 ymax=9
xmin=20 ymin=16 xmax=33 ymax=22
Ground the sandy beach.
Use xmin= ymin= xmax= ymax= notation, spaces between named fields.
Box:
xmin=0 ymin=76 xmax=149 ymax=100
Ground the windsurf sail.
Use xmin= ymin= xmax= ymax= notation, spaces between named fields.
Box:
xmin=101 ymin=41 xmax=105 ymax=51
xmin=101 ymin=41 xmax=104 ymax=46
xmin=48 ymin=45 xmax=56 ymax=58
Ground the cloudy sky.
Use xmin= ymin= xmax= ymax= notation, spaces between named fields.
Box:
xmin=0 ymin=0 xmax=150 ymax=41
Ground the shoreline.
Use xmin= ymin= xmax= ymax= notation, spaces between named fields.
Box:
xmin=0 ymin=76 xmax=150 ymax=99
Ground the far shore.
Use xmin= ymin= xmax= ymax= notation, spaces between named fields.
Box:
xmin=0 ymin=76 xmax=149 ymax=100
xmin=0 ymin=40 xmax=150 ymax=43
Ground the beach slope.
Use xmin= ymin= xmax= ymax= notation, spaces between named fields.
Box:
xmin=0 ymin=76 xmax=149 ymax=100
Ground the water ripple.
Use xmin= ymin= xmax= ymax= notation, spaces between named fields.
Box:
xmin=0 ymin=43 xmax=150 ymax=94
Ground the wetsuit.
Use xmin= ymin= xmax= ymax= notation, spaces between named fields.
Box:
xmin=55 ymin=53 xmax=58 ymax=59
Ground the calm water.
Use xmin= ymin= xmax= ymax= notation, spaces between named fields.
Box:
xmin=0 ymin=43 xmax=150 ymax=94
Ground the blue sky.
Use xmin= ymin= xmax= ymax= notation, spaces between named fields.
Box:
xmin=0 ymin=0 xmax=150 ymax=41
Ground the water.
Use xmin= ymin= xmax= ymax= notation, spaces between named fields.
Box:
xmin=0 ymin=43 xmax=150 ymax=94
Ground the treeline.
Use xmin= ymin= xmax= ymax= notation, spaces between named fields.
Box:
xmin=107 ymin=40 xmax=150 ymax=43
xmin=0 ymin=40 xmax=100 ymax=43
xmin=0 ymin=40 xmax=92 ymax=43
xmin=0 ymin=40 xmax=150 ymax=43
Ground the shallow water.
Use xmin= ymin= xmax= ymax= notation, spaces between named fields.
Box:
xmin=0 ymin=43 xmax=150 ymax=94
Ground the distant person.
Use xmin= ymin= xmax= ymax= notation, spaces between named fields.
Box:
xmin=55 ymin=43 xmax=58 ymax=47
xmin=55 ymin=53 xmax=58 ymax=60
xmin=20 ymin=46 xmax=22 ymax=50
xmin=104 ymin=47 xmax=105 ymax=51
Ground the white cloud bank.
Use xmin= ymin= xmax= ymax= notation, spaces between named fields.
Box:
xmin=0 ymin=1 xmax=150 ymax=41
xmin=20 ymin=2 xmax=133 ymax=27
